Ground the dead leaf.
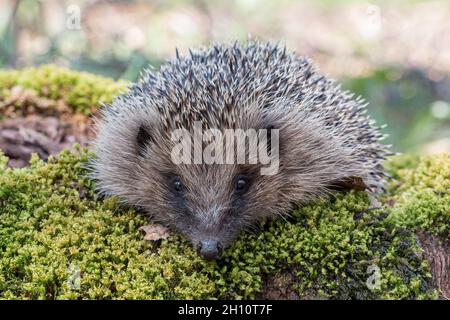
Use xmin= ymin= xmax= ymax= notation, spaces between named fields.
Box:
xmin=386 ymin=198 xmax=397 ymax=208
xmin=330 ymin=176 xmax=368 ymax=191
xmin=369 ymin=196 xmax=382 ymax=209
xmin=139 ymin=224 xmax=170 ymax=241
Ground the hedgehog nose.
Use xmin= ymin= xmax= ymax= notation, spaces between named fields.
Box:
xmin=197 ymin=240 xmax=223 ymax=260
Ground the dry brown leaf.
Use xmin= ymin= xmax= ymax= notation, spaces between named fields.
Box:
xmin=369 ymin=196 xmax=382 ymax=209
xmin=386 ymin=198 xmax=397 ymax=208
xmin=139 ymin=224 xmax=170 ymax=241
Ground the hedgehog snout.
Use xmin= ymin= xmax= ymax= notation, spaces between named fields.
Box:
xmin=196 ymin=239 xmax=223 ymax=260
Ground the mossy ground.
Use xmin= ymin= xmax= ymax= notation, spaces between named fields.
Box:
xmin=0 ymin=65 xmax=128 ymax=116
xmin=387 ymin=154 xmax=449 ymax=239
xmin=1 ymin=149 xmax=447 ymax=299
xmin=0 ymin=66 xmax=448 ymax=299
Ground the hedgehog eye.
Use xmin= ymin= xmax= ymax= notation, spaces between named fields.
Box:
xmin=172 ymin=176 xmax=183 ymax=192
xmin=235 ymin=176 xmax=250 ymax=193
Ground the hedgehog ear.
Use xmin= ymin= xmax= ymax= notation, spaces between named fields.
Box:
xmin=136 ymin=125 xmax=154 ymax=157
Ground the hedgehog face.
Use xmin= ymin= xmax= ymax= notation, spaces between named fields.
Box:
xmin=128 ymin=124 xmax=284 ymax=260
xmin=161 ymin=165 xmax=267 ymax=260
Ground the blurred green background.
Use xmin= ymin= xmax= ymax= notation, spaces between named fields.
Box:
xmin=0 ymin=0 xmax=449 ymax=153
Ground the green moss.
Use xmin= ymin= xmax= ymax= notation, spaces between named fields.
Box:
xmin=384 ymin=153 xmax=420 ymax=180
xmin=218 ymin=191 xmax=436 ymax=299
xmin=387 ymin=154 xmax=449 ymax=238
xmin=1 ymin=147 xmax=446 ymax=299
xmin=0 ymin=65 xmax=128 ymax=115
xmin=0 ymin=148 xmax=217 ymax=299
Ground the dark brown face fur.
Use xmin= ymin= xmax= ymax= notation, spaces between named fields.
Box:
xmin=140 ymin=162 xmax=272 ymax=260
xmin=91 ymin=42 xmax=389 ymax=260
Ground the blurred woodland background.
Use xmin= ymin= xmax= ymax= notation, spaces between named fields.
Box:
xmin=0 ymin=0 xmax=449 ymax=153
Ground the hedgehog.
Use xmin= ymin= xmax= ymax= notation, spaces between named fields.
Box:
xmin=90 ymin=41 xmax=390 ymax=260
